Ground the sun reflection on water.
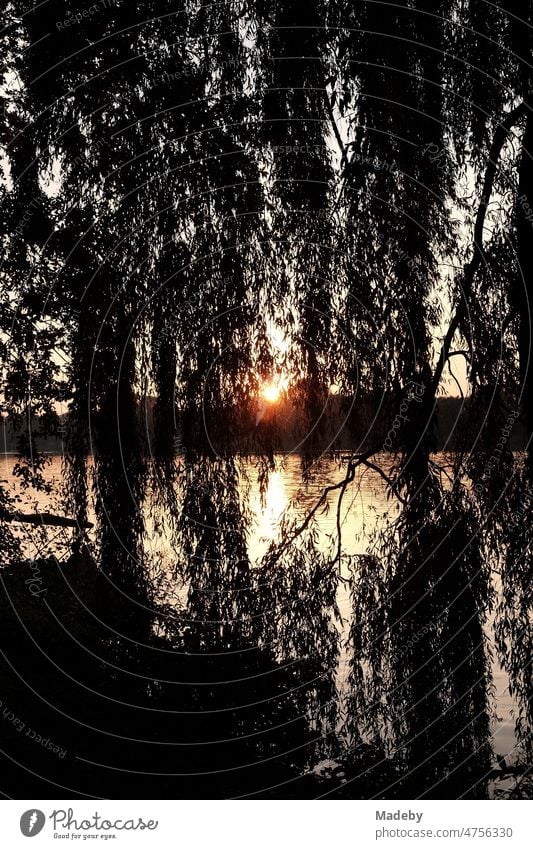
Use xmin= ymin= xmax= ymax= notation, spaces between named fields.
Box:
xmin=250 ymin=470 xmax=288 ymax=558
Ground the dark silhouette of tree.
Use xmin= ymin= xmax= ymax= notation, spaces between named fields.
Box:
xmin=1 ymin=0 xmax=532 ymax=799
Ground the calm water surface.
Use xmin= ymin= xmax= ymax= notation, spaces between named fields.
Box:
xmin=1 ymin=453 xmax=518 ymax=760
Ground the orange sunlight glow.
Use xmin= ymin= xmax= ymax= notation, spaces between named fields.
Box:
xmin=261 ymin=376 xmax=289 ymax=404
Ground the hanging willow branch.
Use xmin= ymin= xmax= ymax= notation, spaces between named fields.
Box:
xmin=431 ymin=101 xmax=528 ymax=399
xmin=0 ymin=509 xmax=93 ymax=529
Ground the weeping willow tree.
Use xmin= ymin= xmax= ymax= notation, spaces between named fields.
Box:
xmin=1 ymin=0 xmax=532 ymax=798
xmin=328 ymin=1 xmax=533 ymax=795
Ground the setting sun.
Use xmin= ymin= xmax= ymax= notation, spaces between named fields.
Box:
xmin=261 ymin=376 xmax=288 ymax=404
xmin=262 ymin=382 xmax=282 ymax=403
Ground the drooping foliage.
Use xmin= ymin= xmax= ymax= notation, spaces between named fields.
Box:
xmin=1 ymin=0 xmax=533 ymax=797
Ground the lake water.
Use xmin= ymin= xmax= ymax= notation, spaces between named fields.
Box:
xmin=1 ymin=452 xmax=518 ymax=762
